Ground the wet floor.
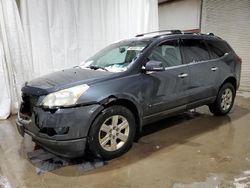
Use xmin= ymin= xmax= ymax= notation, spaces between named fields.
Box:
xmin=1 ymin=93 xmax=250 ymax=188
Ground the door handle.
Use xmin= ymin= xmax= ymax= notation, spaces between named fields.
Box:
xmin=178 ymin=73 xmax=188 ymax=78
xmin=211 ymin=67 xmax=218 ymax=71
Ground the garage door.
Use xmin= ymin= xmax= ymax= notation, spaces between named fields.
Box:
xmin=201 ymin=0 xmax=250 ymax=91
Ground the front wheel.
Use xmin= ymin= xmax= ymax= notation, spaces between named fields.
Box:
xmin=209 ymin=83 xmax=235 ymax=116
xmin=88 ymin=105 xmax=136 ymax=160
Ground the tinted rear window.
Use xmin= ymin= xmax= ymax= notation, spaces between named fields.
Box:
xmin=180 ymin=39 xmax=210 ymax=63
xmin=206 ymin=40 xmax=231 ymax=59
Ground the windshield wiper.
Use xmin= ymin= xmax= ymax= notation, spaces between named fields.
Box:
xmin=88 ymin=65 xmax=109 ymax=72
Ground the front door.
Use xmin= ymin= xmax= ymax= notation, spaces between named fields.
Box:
xmin=141 ymin=39 xmax=190 ymax=120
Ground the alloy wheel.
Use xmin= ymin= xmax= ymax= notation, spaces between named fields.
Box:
xmin=220 ymin=88 xmax=233 ymax=111
xmin=98 ymin=115 xmax=130 ymax=151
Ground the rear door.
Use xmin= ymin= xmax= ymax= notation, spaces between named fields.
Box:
xmin=179 ymin=37 xmax=215 ymax=104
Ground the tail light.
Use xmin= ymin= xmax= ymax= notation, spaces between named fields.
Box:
xmin=237 ymin=55 xmax=242 ymax=64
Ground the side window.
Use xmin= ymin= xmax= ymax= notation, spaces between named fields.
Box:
xmin=180 ymin=39 xmax=210 ymax=63
xmin=206 ymin=40 xmax=231 ymax=59
xmin=148 ymin=40 xmax=182 ymax=67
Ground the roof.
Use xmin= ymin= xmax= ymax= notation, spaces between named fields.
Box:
xmin=115 ymin=30 xmax=220 ymax=45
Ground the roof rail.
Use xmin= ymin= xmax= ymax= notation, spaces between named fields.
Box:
xmin=135 ymin=30 xmax=182 ymax=37
xmin=183 ymin=32 xmax=216 ymax=37
xmin=135 ymin=30 xmax=216 ymax=38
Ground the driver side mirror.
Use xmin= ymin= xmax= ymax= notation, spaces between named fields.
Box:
xmin=142 ymin=60 xmax=165 ymax=72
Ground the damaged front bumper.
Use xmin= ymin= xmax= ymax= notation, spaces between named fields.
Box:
xmin=16 ymin=120 xmax=86 ymax=158
xmin=16 ymin=104 xmax=103 ymax=158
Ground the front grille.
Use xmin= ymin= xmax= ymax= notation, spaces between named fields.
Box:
xmin=19 ymin=93 xmax=39 ymax=118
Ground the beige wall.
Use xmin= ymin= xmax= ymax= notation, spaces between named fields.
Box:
xmin=201 ymin=0 xmax=250 ymax=91
xmin=158 ymin=0 xmax=201 ymax=30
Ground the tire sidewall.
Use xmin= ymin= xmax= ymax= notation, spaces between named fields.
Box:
xmin=88 ymin=105 xmax=136 ymax=160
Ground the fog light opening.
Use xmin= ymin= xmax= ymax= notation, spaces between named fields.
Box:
xmin=40 ymin=127 xmax=69 ymax=136
xmin=54 ymin=127 xmax=69 ymax=135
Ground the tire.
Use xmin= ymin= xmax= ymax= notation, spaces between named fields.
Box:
xmin=209 ymin=83 xmax=235 ymax=116
xmin=88 ymin=105 xmax=136 ymax=160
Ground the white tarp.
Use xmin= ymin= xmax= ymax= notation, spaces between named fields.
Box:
xmin=0 ymin=0 xmax=33 ymax=119
xmin=0 ymin=0 xmax=158 ymax=119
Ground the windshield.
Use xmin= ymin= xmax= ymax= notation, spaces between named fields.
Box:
xmin=79 ymin=40 xmax=149 ymax=72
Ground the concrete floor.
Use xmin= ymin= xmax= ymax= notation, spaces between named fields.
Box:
xmin=1 ymin=93 xmax=250 ymax=188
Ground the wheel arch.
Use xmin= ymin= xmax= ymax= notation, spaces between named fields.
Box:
xmin=101 ymin=96 xmax=142 ymax=134
xmin=87 ymin=95 xmax=142 ymax=141
xmin=220 ymin=76 xmax=237 ymax=92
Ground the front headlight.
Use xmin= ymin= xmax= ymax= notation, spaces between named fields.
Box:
xmin=41 ymin=84 xmax=89 ymax=108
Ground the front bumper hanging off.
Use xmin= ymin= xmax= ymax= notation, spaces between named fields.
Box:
xmin=16 ymin=104 xmax=103 ymax=158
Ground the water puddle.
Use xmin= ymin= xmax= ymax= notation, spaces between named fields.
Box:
xmin=173 ymin=171 xmax=250 ymax=188
xmin=0 ymin=176 xmax=11 ymax=188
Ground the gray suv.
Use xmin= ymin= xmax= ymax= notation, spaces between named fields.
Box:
xmin=16 ymin=30 xmax=241 ymax=159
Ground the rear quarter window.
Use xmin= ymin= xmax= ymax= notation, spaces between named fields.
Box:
xmin=206 ymin=40 xmax=231 ymax=59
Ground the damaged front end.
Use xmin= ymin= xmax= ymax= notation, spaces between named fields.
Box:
xmin=16 ymin=89 xmax=103 ymax=158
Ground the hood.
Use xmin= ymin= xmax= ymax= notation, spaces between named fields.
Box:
xmin=23 ymin=67 xmax=113 ymax=95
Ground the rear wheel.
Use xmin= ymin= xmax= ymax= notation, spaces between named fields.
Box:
xmin=209 ymin=83 xmax=235 ymax=116
xmin=88 ymin=105 xmax=136 ymax=160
